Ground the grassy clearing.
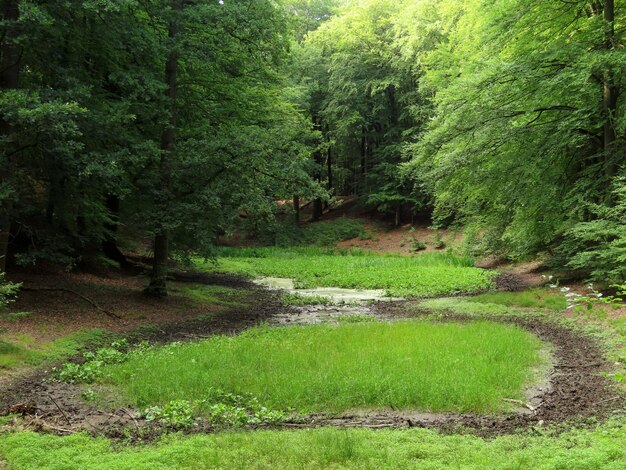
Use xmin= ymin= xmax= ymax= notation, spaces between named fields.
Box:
xmin=202 ymin=247 xmax=495 ymax=297
xmin=0 ymin=329 xmax=105 ymax=372
xmin=2 ymin=422 xmax=626 ymax=469
xmin=99 ymin=321 xmax=543 ymax=414
xmin=467 ymin=288 xmax=567 ymax=311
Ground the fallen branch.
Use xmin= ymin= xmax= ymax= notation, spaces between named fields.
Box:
xmin=41 ymin=422 xmax=75 ymax=434
xmin=502 ymin=398 xmax=535 ymax=411
xmin=594 ymin=396 xmax=621 ymax=406
xmin=21 ymin=287 xmax=121 ymax=320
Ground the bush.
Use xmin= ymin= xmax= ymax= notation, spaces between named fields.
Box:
xmin=559 ymin=178 xmax=626 ymax=283
xmin=0 ymin=273 xmax=20 ymax=310
xmin=254 ymin=218 xmax=368 ymax=247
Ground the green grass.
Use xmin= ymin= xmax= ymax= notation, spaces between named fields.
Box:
xmin=169 ymin=283 xmax=243 ymax=307
xmin=202 ymin=248 xmax=495 ymax=297
xmin=467 ymin=288 xmax=567 ymax=311
xmin=2 ymin=422 xmax=626 ymax=469
xmin=0 ymin=329 xmax=106 ymax=372
xmin=100 ymin=321 xmax=544 ymax=414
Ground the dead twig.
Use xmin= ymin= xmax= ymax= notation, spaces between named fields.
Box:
xmin=46 ymin=393 xmax=71 ymax=425
xmin=41 ymin=422 xmax=75 ymax=434
xmin=594 ymin=396 xmax=621 ymax=406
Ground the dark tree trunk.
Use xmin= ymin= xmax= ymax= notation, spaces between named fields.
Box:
xmin=603 ymin=0 xmax=618 ymax=178
xmin=312 ymin=142 xmax=324 ymax=220
xmin=312 ymin=115 xmax=323 ymax=221
xmin=0 ymin=0 xmax=20 ymax=273
xmin=146 ymin=1 xmax=180 ymax=297
xmin=293 ymin=194 xmax=300 ymax=226
xmin=102 ymin=195 xmax=128 ymax=268
xmin=327 ymin=145 xmax=332 ymax=192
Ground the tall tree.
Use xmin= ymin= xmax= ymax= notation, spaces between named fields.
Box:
xmin=146 ymin=0 xmax=181 ymax=297
xmin=0 ymin=0 xmax=19 ymax=272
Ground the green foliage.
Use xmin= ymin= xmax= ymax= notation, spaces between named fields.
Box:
xmin=559 ymin=178 xmax=626 ymax=282
xmin=55 ymin=339 xmax=128 ymax=384
xmin=99 ymin=321 xmax=544 ymax=414
xmin=144 ymin=400 xmax=195 ymax=430
xmin=204 ymin=248 xmax=494 ymax=297
xmin=2 ymin=0 xmax=323 ymax=275
xmin=0 ymin=274 xmax=20 ymax=310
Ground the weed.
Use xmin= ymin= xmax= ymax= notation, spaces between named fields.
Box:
xmin=411 ymin=241 xmax=427 ymax=252
xmin=55 ymin=340 xmax=129 ymax=384
xmin=144 ymin=399 xmax=195 ymax=430
xmin=81 ymin=389 xmax=97 ymax=402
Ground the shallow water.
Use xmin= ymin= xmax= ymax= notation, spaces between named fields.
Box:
xmin=254 ymin=277 xmax=397 ymax=302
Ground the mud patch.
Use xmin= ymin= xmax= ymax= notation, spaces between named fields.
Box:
xmin=1 ymin=295 xmax=624 ymax=439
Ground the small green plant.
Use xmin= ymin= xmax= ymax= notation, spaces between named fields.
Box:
xmin=548 ymin=281 xmax=625 ymax=311
xmin=81 ymin=389 xmax=97 ymax=402
xmin=55 ymin=340 xmax=129 ymax=384
xmin=199 ymin=388 xmax=289 ymax=427
xmin=411 ymin=241 xmax=427 ymax=252
xmin=432 ymin=232 xmax=446 ymax=250
xmin=0 ymin=273 xmax=21 ymax=310
xmin=142 ymin=390 xmax=289 ymax=430
xmin=144 ymin=399 xmax=195 ymax=430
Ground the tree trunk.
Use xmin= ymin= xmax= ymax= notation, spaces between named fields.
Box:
xmin=293 ymin=195 xmax=300 ymax=226
xmin=312 ymin=115 xmax=323 ymax=221
xmin=327 ymin=145 xmax=332 ymax=192
xmin=102 ymin=195 xmax=128 ymax=268
xmin=146 ymin=1 xmax=180 ymax=297
xmin=603 ymin=0 xmax=618 ymax=178
xmin=0 ymin=0 xmax=20 ymax=273
xmin=324 ymin=144 xmax=332 ymax=211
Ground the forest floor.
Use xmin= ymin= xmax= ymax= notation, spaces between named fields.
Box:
xmin=1 ymin=218 xmax=626 ymax=468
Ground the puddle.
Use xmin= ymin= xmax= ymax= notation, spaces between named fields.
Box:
xmin=254 ymin=277 xmax=399 ymax=302
xmin=253 ymin=277 xmax=402 ymax=325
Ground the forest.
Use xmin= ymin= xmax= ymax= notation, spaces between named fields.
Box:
xmin=1 ymin=1 xmax=626 ymax=469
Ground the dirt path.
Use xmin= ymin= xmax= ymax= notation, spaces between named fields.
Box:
xmin=1 ymin=277 xmax=624 ymax=439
